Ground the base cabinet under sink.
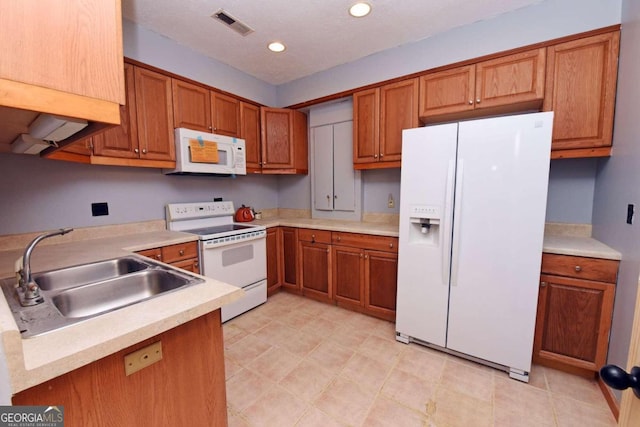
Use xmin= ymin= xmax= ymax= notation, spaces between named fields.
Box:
xmin=13 ymin=310 xmax=228 ymax=425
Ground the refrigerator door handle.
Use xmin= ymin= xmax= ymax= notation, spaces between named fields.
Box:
xmin=451 ymin=160 xmax=463 ymax=287
xmin=442 ymin=160 xmax=455 ymax=286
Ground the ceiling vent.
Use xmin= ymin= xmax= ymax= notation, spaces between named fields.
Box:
xmin=212 ymin=9 xmax=254 ymax=36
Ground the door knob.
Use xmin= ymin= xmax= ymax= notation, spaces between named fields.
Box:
xmin=600 ymin=365 xmax=640 ymax=398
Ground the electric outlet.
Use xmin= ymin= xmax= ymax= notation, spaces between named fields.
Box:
xmin=91 ymin=202 xmax=109 ymax=217
xmin=388 ymin=193 xmax=395 ymax=209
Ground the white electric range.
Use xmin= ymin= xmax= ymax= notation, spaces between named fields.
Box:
xmin=166 ymin=201 xmax=267 ymax=322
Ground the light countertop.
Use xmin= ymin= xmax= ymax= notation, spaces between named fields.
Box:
xmin=542 ymin=234 xmax=621 ymax=260
xmin=253 ymin=217 xmax=622 ymax=260
xmin=0 ymin=230 xmax=243 ymax=396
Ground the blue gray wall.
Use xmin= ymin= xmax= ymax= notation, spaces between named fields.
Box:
xmin=592 ymin=0 xmax=640 ymax=399
xmin=0 ymin=153 xmax=278 ymax=235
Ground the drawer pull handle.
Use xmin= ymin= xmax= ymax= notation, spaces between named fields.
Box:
xmin=540 ymin=282 xmax=547 ymax=287
xmin=389 ymin=243 xmax=394 ymax=248
xmin=156 ymin=254 xmax=162 ymax=260
xmin=575 ymin=265 xmax=582 ymax=272
xmin=179 ymin=249 xmax=185 ymax=256
xmin=337 ymin=236 xmax=341 ymax=241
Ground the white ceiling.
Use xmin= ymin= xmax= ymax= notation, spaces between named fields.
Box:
xmin=122 ymin=0 xmax=545 ymax=85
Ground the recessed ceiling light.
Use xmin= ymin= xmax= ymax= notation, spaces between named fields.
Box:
xmin=268 ymin=41 xmax=286 ymax=53
xmin=349 ymin=2 xmax=371 ymax=18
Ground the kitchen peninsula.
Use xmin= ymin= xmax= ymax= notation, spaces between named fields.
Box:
xmin=0 ymin=224 xmax=242 ymax=425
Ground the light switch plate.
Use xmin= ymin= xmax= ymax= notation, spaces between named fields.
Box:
xmin=124 ymin=341 xmax=162 ymax=376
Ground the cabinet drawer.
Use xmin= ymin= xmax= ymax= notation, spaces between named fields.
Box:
xmin=137 ymin=247 xmax=162 ymax=261
xmin=161 ymin=241 xmax=199 ymax=263
xmin=298 ymin=228 xmax=332 ymax=244
xmin=332 ymin=232 xmax=398 ymax=253
xmin=171 ymin=258 xmax=200 ymax=274
xmin=541 ymin=254 xmax=618 ymax=283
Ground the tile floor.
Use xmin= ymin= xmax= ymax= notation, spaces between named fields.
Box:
xmin=223 ymin=292 xmax=617 ymax=427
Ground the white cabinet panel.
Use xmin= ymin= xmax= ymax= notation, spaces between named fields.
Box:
xmin=312 ymin=125 xmax=334 ymax=211
xmin=311 ymin=121 xmax=360 ymax=220
xmin=333 ymin=121 xmax=355 ymax=211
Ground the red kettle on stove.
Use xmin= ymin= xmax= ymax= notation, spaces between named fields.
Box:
xmin=235 ymin=204 xmax=255 ymax=222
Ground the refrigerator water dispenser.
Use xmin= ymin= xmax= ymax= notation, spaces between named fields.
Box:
xmin=408 ymin=205 xmax=440 ymax=245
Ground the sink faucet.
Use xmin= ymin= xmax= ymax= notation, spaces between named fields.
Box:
xmin=17 ymin=228 xmax=73 ymax=306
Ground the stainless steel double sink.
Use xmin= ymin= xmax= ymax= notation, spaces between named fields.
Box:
xmin=1 ymin=255 xmax=204 ymax=338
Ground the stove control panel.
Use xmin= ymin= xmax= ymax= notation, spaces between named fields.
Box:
xmin=166 ymin=201 xmax=235 ymax=221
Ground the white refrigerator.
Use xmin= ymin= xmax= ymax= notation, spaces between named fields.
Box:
xmin=395 ymin=112 xmax=553 ymax=382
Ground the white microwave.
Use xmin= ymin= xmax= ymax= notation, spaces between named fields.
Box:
xmin=164 ymin=128 xmax=247 ymax=175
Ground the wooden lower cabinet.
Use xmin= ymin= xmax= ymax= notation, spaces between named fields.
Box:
xmin=332 ymin=232 xmax=399 ymax=321
xmin=279 ymin=227 xmax=299 ymax=292
xmin=270 ymin=227 xmax=399 ymax=321
xmin=364 ymin=250 xmax=398 ymax=321
xmin=533 ymin=254 xmax=618 ymax=374
xmin=13 ymin=310 xmax=228 ymax=426
xmin=266 ymin=227 xmax=281 ymax=296
xmin=136 ymin=241 xmax=200 ymax=274
xmin=298 ymin=229 xmax=332 ymax=302
xmin=333 ymin=245 xmax=364 ymax=308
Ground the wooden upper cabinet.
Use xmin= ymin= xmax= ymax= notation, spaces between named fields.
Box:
xmin=134 ymin=67 xmax=175 ymax=161
xmin=241 ymin=102 xmax=262 ymax=171
xmin=380 ymin=79 xmax=419 ymax=163
xmin=0 ymin=0 xmax=124 ymax=125
xmin=172 ymin=80 xmax=212 ymax=132
xmin=419 ymin=48 xmax=545 ymax=121
xmin=354 ymin=79 xmax=418 ymax=169
xmin=211 ymin=91 xmax=241 ymax=137
xmin=475 ymin=48 xmax=545 ymax=109
xmin=543 ymin=31 xmax=620 ymax=156
xmin=93 ymin=63 xmax=139 ymax=158
xmin=419 ymin=65 xmax=475 ymax=118
xmin=260 ymin=107 xmax=308 ymax=174
xmin=353 ymin=88 xmax=380 ymax=164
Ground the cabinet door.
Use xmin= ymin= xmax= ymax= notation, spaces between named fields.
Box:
xmin=475 ymin=48 xmax=545 ymax=109
xmin=93 ymin=63 xmax=139 ymax=158
xmin=266 ymin=227 xmax=280 ymax=295
xmin=364 ymin=250 xmax=398 ymax=321
xmin=261 ymin=107 xmax=294 ymax=169
xmin=543 ymin=32 xmax=619 ymax=151
xmin=380 ymin=79 xmax=419 ymax=162
xmin=299 ymin=241 xmax=331 ymax=302
xmin=353 ymin=88 xmax=380 ymax=164
xmin=279 ymin=227 xmax=299 ymax=292
xmin=134 ymin=67 xmax=175 ymax=161
xmin=172 ymin=79 xmax=212 ymax=132
xmin=241 ymin=102 xmax=261 ymax=171
xmin=211 ymin=91 xmax=241 ymax=137
xmin=418 ymin=65 xmax=475 ymax=119
xmin=0 ymin=0 xmax=124 ymax=124
xmin=312 ymin=125 xmax=334 ymax=211
xmin=332 ymin=245 xmax=363 ymax=308
xmin=534 ymin=274 xmax=615 ymax=371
